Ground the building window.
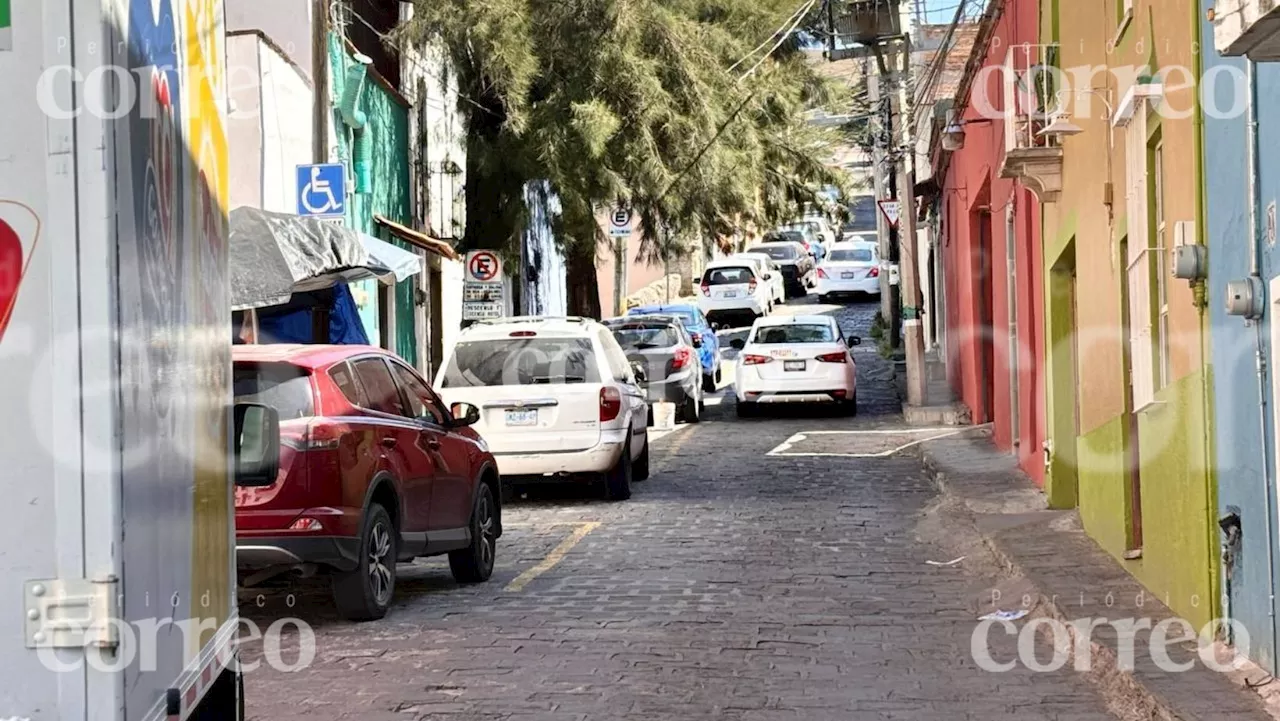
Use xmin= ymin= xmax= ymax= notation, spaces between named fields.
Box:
xmin=1150 ymin=140 xmax=1169 ymax=390
xmin=1123 ymin=107 xmax=1157 ymax=410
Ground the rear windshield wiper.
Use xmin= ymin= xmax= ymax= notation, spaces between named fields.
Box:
xmin=630 ymin=343 xmax=660 ymax=350
xmin=533 ymin=375 xmax=587 ymax=384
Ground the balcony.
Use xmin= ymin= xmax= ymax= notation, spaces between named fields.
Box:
xmin=1213 ymin=0 xmax=1280 ymax=60
xmin=999 ymin=44 xmax=1064 ymax=203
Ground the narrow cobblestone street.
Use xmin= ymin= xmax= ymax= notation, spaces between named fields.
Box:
xmin=242 ymin=297 xmax=1117 ymax=721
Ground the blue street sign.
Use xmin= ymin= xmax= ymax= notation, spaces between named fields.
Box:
xmin=296 ymin=163 xmax=346 ymax=217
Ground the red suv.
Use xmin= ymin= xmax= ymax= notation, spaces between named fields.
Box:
xmin=232 ymin=345 xmax=501 ymax=621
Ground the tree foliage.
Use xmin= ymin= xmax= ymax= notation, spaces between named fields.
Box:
xmin=402 ymin=0 xmax=855 ymax=313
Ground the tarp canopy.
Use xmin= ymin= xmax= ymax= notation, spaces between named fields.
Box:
xmin=230 ymin=206 xmax=423 ymax=311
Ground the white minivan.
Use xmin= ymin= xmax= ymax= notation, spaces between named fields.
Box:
xmin=435 ymin=317 xmax=650 ymax=500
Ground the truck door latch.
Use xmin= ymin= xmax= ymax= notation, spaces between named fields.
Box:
xmin=24 ymin=577 xmax=120 ymax=650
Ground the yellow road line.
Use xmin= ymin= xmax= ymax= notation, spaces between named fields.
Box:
xmin=504 ymin=521 xmax=601 ymax=592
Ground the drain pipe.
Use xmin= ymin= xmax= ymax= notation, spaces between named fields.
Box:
xmin=1245 ymin=57 xmax=1278 ymax=647
xmin=1006 ymin=202 xmax=1020 ymax=449
xmin=339 ymin=53 xmax=373 ymax=193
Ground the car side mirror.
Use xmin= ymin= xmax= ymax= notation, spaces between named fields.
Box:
xmin=234 ymin=403 xmax=280 ymax=487
xmin=730 ymin=339 xmax=746 ymax=350
xmin=450 ymin=402 xmax=481 ymax=427
xmin=691 ymin=336 xmax=703 ymax=349
xmin=849 ymin=336 xmax=862 ymax=346
xmin=630 ymin=361 xmax=648 ymax=384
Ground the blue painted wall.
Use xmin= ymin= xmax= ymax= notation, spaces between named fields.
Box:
xmin=1202 ymin=0 xmax=1280 ymax=671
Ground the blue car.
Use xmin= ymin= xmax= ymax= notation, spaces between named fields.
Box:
xmin=628 ymin=303 xmax=722 ymax=391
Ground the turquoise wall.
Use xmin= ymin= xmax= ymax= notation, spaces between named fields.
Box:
xmin=327 ymin=34 xmax=413 ymax=361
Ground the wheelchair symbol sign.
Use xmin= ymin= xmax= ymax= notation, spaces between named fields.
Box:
xmin=296 ymin=164 xmax=346 ymax=217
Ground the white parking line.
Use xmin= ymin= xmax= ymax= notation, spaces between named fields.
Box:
xmin=765 ymin=427 xmax=976 ymax=458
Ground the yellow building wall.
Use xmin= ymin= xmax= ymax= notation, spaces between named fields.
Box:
xmin=1042 ymin=0 xmax=1217 ymax=628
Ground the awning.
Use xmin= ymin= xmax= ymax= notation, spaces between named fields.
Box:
xmin=374 ymin=214 xmax=461 ymax=261
xmin=230 ymin=206 xmax=423 ymax=311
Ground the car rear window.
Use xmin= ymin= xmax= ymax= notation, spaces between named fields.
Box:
xmin=610 ymin=323 xmax=681 ymax=349
xmin=829 ymin=248 xmax=874 ymax=262
xmin=753 ymin=324 xmax=836 ymax=344
xmin=764 ymin=231 xmax=805 ymax=244
xmin=441 ymin=338 xmax=601 ymax=387
xmin=704 ymin=267 xmax=754 ymax=285
xmin=233 ymin=362 xmax=314 ymax=420
xmin=748 ymin=245 xmax=798 ymax=261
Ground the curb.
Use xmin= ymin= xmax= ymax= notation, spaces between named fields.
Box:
xmin=919 ymin=446 xmax=1278 ymax=721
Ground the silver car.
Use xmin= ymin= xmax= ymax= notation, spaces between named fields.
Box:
xmin=604 ymin=315 xmax=704 ymax=424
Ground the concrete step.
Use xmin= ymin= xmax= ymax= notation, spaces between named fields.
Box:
xmin=903 ymin=401 xmax=972 ymax=426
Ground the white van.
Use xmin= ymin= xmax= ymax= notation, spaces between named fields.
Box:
xmin=435 ymin=317 xmax=650 ymax=500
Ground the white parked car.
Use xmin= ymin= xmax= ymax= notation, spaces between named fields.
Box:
xmin=816 ymin=242 xmax=882 ymax=301
xmin=697 ymin=259 xmax=773 ymax=327
xmin=731 ymin=315 xmax=860 ymax=417
xmin=732 ymin=252 xmax=787 ymax=306
xmin=435 ymin=317 xmax=649 ymax=500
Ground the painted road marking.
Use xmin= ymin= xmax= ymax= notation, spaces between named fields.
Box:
xmin=765 ymin=427 xmax=985 ymax=458
xmin=504 ymin=521 xmax=600 ymax=592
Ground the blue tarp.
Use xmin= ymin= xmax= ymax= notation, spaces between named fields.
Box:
xmin=256 ymin=284 xmax=371 ymax=345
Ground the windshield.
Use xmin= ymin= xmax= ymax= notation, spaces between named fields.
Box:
xmin=441 ymin=338 xmax=601 ymax=387
xmin=609 ymin=323 xmax=681 ymax=349
xmin=704 ymin=267 xmax=754 ymax=285
xmin=233 ymin=363 xmax=314 ymax=419
xmin=752 ymin=324 xmax=836 ymax=344
xmin=829 ymin=248 xmax=874 ymax=262
xmin=748 ymin=245 xmax=798 ymax=261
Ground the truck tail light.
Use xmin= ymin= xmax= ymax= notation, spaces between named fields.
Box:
xmin=816 ymin=351 xmax=848 ymax=364
xmin=600 ymin=387 xmax=622 ymax=422
xmin=742 ymin=354 xmax=773 ymax=366
xmin=671 ymin=346 xmax=693 ymax=371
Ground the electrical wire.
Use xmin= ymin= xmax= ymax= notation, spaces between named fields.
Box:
xmin=728 ymin=0 xmax=818 ymax=73
xmin=739 ymin=0 xmax=817 ymax=81
xmin=343 ymin=5 xmax=501 ymax=117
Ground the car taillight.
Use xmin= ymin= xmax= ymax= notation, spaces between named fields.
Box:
xmin=748 ymin=278 xmax=757 ymax=293
xmin=816 ymin=351 xmax=848 ymax=363
xmin=510 ymin=330 xmax=537 ymax=337
xmin=816 ymin=267 xmax=828 ymax=279
xmin=671 ymin=346 xmax=692 ymax=370
xmin=700 ymin=281 xmax=710 ymax=296
xmin=742 ymin=354 xmax=773 ymax=365
xmin=600 ymin=387 xmax=622 ymax=422
xmin=290 ymin=517 xmax=324 ymax=531
xmin=868 ymin=267 xmax=880 ymax=278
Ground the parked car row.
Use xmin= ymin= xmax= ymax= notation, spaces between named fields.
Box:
xmin=233 ymin=314 xmax=663 ymax=621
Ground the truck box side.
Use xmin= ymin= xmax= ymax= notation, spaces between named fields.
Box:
xmin=0 ymin=1 xmax=236 ymax=719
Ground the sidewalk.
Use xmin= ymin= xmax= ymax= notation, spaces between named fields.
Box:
xmin=917 ymin=429 xmax=1279 ymax=721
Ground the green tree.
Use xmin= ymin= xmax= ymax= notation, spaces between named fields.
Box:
xmin=402 ymin=0 xmax=854 ymax=316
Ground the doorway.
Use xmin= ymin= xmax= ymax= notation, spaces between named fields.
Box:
xmin=1046 ymin=240 xmax=1080 ymax=508
xmin=975 ymin=210 xmax=996 ymax=424
xmin=1119 ymin=235 xmax=1144 ymax=553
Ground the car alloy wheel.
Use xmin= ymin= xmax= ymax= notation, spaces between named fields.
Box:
xmin=367 ymin=519 xmax=394 ymax=606
xmin=450 ymin=483 xmax=499 ymax=583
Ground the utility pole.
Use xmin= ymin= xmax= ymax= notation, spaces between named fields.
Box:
xmin=895 ymin=33 xmax=926 ymax=406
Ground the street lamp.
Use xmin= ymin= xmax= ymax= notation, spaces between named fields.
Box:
xmin=1036 ymin=88 xmax=1114 ymax=144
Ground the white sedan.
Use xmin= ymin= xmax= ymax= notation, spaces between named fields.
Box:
xmin=731 ymin=315 xmax=860 ymax=417
xmin=816 ymin=242 xmax=881 ymax=301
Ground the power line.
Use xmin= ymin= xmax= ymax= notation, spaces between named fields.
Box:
xmin=739 ymin=0 xmax=818 ymax=81
xmin=730 ymin=0 xmax=817 ymax=75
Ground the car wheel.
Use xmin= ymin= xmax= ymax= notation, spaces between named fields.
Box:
xmin=603 ymin=433 xmax=633 ymax=501
xmin=449 ymin=482 xmax=498 ymax=583
xmin=681 ymin=392 xmax=701 ymax=424
xmin=634 ymin=436 xmax=651 ymax=481
xmin=736 ymin=400 xmax=755 ymax=418
xmin=844 ymin=392 xmax=859 ymax=417
xmin=819 ymin=293 xmax=832 ymax=303
xmin=702 ymin=373 xmax=715 ymax=393
xmin=332 ymin=503 xmax=396 ymax=622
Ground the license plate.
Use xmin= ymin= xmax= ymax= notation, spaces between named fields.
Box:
xmin=504 ymin=409 xmax=538 ymax=426
xmin=784 ymin=360 xmax=806 ymax=372
xmin=722 ymin=290 xmax=739 ymax=298
xmin=841 ymin=272 xmax=857 ymax=279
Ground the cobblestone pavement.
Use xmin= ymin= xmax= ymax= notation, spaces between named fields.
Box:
xmin=241 ymin=295 xmax=1116 ymax=721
